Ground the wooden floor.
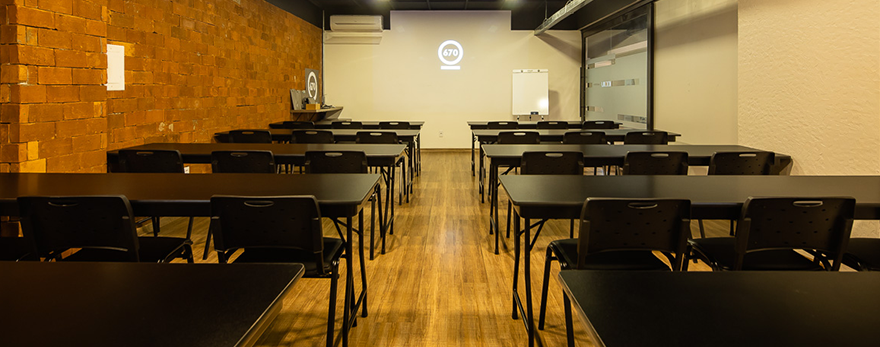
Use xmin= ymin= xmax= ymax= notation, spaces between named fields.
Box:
xmin=154 ymin=149 xmax=723 ymax=346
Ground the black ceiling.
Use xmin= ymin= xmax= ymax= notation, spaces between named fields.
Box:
xmin=267 ymin=0 xmax=651 ymax=32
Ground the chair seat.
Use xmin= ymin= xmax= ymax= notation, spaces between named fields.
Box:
xmin=689 ymin=238 xmax=824 ymax=271
xmin=233 ymin=238 xmax=344 ymax=277
xmin=549 ymin=239 xmax=671 ymax=271
xmin=842 ymin=238 xmax=880 ymax=271
xmin=0 ymin=237 xmax=33 ymax=261
xmin=64 ymin=237 xmax=190 ymax=263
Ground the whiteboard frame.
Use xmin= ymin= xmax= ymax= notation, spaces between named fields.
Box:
xmin=512 ymin=69 xmax=549 ymax=116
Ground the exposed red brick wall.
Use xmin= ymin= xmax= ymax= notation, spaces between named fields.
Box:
xmin=0 ymin=0 xmax=322 ymax=173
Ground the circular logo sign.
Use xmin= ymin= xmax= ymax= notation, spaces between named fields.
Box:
xmin=307 ymin=71 xmax=318 ymax=99
xmin=438 ymin=40 xmax=463 ymax=66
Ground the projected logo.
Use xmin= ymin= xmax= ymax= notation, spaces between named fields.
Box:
xmin=307 ymin=70 xmax=319 ymax=99
xmin=438 ymin=40 xmax=463 ymax=70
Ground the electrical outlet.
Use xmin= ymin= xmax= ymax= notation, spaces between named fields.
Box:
xmin=184 ymin=166 xmax=190 ymax=174
xmin=439 ymin=130 xmax=444 ymax=138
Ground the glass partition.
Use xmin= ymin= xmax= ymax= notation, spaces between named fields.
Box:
xmin=582 ymin=4 xmax=652 ymax=129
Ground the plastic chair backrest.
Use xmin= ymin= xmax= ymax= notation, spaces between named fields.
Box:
xmin=709 ymin=152 xmax=775 ymax=175
xmin=117 ymin=149 xmax=184 ymax=173
xmin=279 ymin=121 xmax=315 ymax=129
xmin=211 ymin=151 xmax=276 ymax=173
xmin=486 ymin=121 xmax=518 ymax=129
xmin=210 ymin=195 xmax=326 ymax=272
xmin=734 ymin=197 xmax=855 ymax=271
xmin=291 ymin=130 xmax=334 ymax=144
xmin=622 ymin=151 xmax=688 ymax=175
xmin=305 ymin=151 xmax=368 ymax=173
xmin=356 ymin=131 xmax=399 ymax=144
xmin=497 ymin=131 xmax=540 ymax=144
xmin=582 ymin=121 xmax=616 ymax=129
xmin=521 ymin=152 xmax=584 ymax=175
xmin=536 ymin=121 xmax=569 ymax=129
xmin=624 ymin=131 xmax=669 ymax=144
xmin=563 ymin=131 xmax=607 ymax=144
xmin=379 ymin=121 xmax=411 ymax=129
xmin=331 ymin=121 xmax=363 ymax=129
xmin=18 ymin=196 xmax=140 ymax=261
xmin=229 ymin=130 xmax=272 ymax=143
xmin=577 ymin=198 xmax=691 ymax=270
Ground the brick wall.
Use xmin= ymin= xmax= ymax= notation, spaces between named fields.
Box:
xmin=0 ymin=0 xmax=322 ymax=173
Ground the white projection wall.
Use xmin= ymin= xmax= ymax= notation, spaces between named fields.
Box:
xmin=324 ymin=11 xmax=581 ymax=148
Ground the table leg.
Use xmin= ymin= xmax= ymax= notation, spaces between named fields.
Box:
xmin=358 ymin=210 xmax=368 ymax=317
xmin=343 ymin=216 xmax=352 ymax=347
xmin=416 ymin=133 xmax=421 ymax=175
xmin=512 ymin=212 xmax=521 ymax=319
xmin=524 ymin=217 xmax=535 ymax=347
xmin=479 ymin=144 xmax=485 ymax=202
xmin=471 ymin=133 xmax=476 ymax=176
xmin=492 ymin=162 xmax=500 ymax=254
xmin=390 ymin=163 xmax=396 ymax=236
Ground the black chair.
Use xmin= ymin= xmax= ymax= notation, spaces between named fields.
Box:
xmin=116 ymin=149 xmax=193 ymax=238
xmin=536 ymin=121 xmax=569 ymax=129
xmin=210 ymin=195 xmax=352 ymax=347
xmin=228 ymin=130 xmax=272 ymax=143
xmin=278 ymin=121 xmax=315 ymax=129
xmin=486 ymin=121 xmax=518 ymax=129
xmin=379 ymin=121 xmax=410 ymax=129
xmin=305 ymin=151 xmax=368 ymax=174
xmin=18 ymin=196 xmax=193 ymax=263
xmin=537 ymin=198 xmax=691 ymax=346
xmin=507 ymin=152 xmax=585 ymax=241
xmin=688 ymin=197 xmax=855 ymax=271
xmin=331 ymin=121 xmax=363 ymax=129
xmin=843 ymin=239 xmax=880 ymax=271
xmin=304 ymin=151 xmax=388 ymax=260
xmin=562 ymin=131 xmax=606 ymax=145
xmin=621 ymin=151 xmax=689 ymax=175
xmin=292 ymin=130 xmax=335 ymax=144
xmin=211 ymin=151 xmax=276 ymax=173
xmin=708 ymin=151 xmax=775 ymax=175
xmin=355 ymin=131 xmax=398 ymax=144
xmin=563 ymin=131 xmax=608 ymax=175
xmin=582 ymin=120 xmax=616 ymax=129
xmin=624 ymin=131 xmax=668 ymax=144
xmin=497 ymin=131 xmax=540 ymax=144
xmin=117 ymin=149 xmax=184 ymax=174
xmin=697 ymin=151 xmax=776 ymax=237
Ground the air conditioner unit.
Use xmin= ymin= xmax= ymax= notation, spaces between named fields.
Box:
xmin=329 ymin=15 xmax=383 ymax=32
xmin=324 ymin=31 xmax=382 ymax=45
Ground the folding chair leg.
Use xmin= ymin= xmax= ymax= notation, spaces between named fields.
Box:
xmin=698 ymin=219 xmax=706 ymax=238
xmin=151 ymin=216 xmax=160 ymax=236
xmin=202 ymin=227 xmax=213 ymax=260
xmin=326 ymin=262 xmax=339 ymax=347
xmin=506 ymin=200 xmax=512 ymax=238
xmin=569 ymin=219 xmax=574 ymax=238
xmin=538 ymin=247 xmax=555 ymax=330
xmin=564 ymin=291 xmax=575 ymax=347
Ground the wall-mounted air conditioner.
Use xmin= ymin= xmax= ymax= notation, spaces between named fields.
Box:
xmin=330 ymin=15 xmax=382 ymax=32
xmin=325 ymin=16 xmax=383 ymax=44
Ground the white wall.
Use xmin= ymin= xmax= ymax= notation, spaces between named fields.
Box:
xmin=324 ymin=11 xmax=581 ymax=149
xmin=738 ymin=0 xmax=880 ymax=236
xmin=654 ymin=0 xmax=739 ymax=145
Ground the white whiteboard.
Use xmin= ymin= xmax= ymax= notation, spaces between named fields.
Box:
xmin=512 ymin=69 xmax=549 ymax=116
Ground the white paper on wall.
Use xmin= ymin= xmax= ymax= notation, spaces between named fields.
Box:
xmin=106 ymin=44 xmax=125 ymax=91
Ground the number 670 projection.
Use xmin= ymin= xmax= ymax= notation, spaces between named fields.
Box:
xmin=438 ymin=40 xmax=463 ymax=70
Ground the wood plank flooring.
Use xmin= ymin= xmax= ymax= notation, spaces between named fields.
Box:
xmin=153 ymin=149 xmax=723 ymax=346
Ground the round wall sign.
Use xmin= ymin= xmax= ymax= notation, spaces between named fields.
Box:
xmin=307 ymin=71 xmax=318 ymax=99
xmin=438 ymin=40 xmax=463 ymax=68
